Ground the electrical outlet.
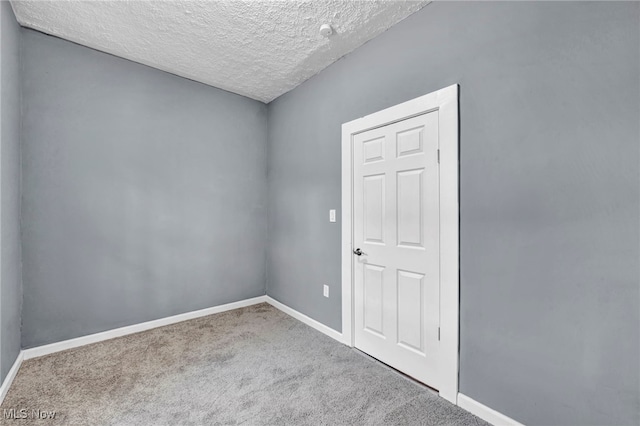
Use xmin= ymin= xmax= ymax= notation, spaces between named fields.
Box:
xmin=329 ymin=209 xmax=336 ymax=223
xmin=323 ymin=285 xmax=329 ymax=298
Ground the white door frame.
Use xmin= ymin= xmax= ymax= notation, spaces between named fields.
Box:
xmin=341 ymin=84 xmax=459 ymax=404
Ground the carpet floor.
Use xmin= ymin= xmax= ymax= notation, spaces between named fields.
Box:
xmin=0 ymin=303 xmax=489 ymax=425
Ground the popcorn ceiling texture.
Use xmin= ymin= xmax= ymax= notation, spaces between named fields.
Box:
xmin=11 ymin=0 xmax=429 ymax=103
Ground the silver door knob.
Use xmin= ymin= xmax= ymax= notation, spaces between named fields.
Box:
xmin=353 ymin=248 xmax=363 ymax=256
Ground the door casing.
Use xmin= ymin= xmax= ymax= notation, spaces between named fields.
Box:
xmin=341 ymin=84 xmax=459 ymax=404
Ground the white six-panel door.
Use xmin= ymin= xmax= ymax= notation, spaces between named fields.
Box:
xmin=353 ymin=111 xmax=440 ymax=389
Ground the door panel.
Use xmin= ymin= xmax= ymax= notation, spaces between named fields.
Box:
xmin=363 ymin=136 xmax=385 ymax=163
xmin=363 ymin=264 xmax=385 ymax=337
xmin=353 ymin=111 xmax=440 ymax=388
xmin=363 ymin=174 xmax=385 ymax=244
xmin=396 ymin=126 xmax=424 ymax=157
xmin=397 ymin=269 xmax=425 ymax=354
xmin=397 ymin=168 xmax=424 ymax=248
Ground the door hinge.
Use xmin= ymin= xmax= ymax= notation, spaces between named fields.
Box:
xmin=438 ymin=327 xmax=440 ymax=341
xmin=437 ymin=149 xmax=440 ymax=163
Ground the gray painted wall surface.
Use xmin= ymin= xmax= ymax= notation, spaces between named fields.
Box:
xmin=21 ymin=29 xmax=268 ymax=348
xmin=0 ymin=1 xmax=23 ymax=383
xmin=266 ymin=2 xmax=639 ymax=425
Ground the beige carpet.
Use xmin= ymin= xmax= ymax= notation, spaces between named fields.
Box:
xmin=0 ymin=303 xmax=488 ymax=425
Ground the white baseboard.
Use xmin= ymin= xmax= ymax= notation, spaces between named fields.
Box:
xmin=265 ymin=296 xmax=343 ymax=343
xmin=5 ymin=295 xmax=342 ymax=405
xmin=266 ymin=299 xmax=525 ymax=426
xmin=22 ymin=296 xmax=268 ymax=361
xmin=457 ymin=393 xmax=525 ymax=426
xmin=0 ymin=351 xmax=24 ymax=405
xmin=3 ymin=296 xmax=522 ymax=426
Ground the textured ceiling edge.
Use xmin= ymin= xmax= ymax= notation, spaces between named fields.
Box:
xmin=9 ymin=1 xmax=432 ymax=104
xmin=279 ymin=1 xmax=433 ymax=104
xmin=15 ymin=22 xmax=267 ymax=103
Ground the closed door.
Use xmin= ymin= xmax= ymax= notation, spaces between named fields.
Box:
xmin=353 ymin=111 xmax=440 ymax=388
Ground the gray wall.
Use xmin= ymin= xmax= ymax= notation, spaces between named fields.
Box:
xmin=21 ymin=29 xmax=268 ymax=348
xmin=0 ymin=0 xmax=23 ymax=383
xmin=266 ymin=2 xmax=639 ymax=425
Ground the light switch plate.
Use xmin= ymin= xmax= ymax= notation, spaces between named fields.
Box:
xmin=329 ymin=209 xmax=336 ymax=223
xmin=323 ymin=285 xmax=329 ymax=298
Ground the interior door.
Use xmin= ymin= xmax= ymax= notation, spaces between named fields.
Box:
xmin=353 ymin=111 xmax=440 ymax=388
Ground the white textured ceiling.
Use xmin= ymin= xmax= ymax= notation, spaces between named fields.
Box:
xmin=11 ymin=0 xmax=429 ymax=103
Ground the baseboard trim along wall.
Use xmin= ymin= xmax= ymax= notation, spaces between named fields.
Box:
xmin=22 ymin=296 xmax=269 ymax=360
xmin=264 ymin=296 xmax=344 ymax=342
xmin=0 ymin=351 xmax=24 ymax=405
xmin=2 ymin=295 xmax=522 ymax=426
xmin=457 ymin=393 xmax=525 ymax=426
